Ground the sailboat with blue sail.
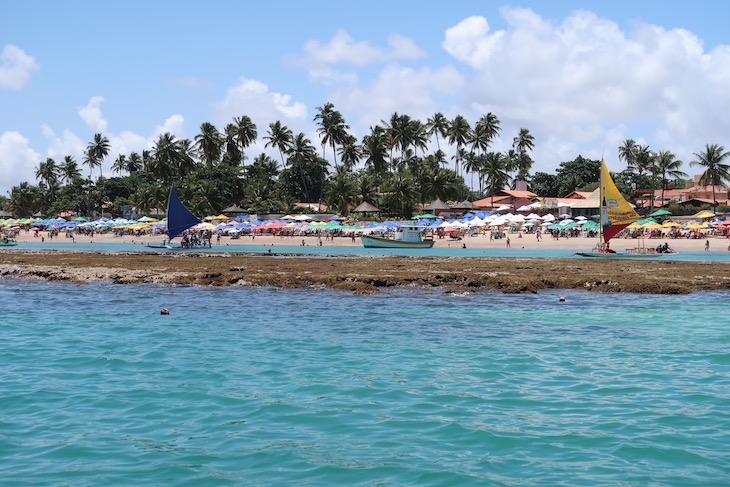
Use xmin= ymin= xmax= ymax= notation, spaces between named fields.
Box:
xmin=146 ymin=186 xmax=202 ymax=249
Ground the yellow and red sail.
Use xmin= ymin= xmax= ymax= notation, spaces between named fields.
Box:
xmin=600 ymin=160 xmax=639 ymax=242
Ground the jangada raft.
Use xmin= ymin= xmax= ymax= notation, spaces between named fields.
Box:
xmin=576 ymin=160 xmax=676 ymax=259
xmin=361 ymin=225 xmax=435 ymax=249
xmin=146 ymin=186 xmax=204 ymax=249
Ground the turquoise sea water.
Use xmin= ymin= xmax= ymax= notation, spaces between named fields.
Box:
xmin=2 ymin=281 xmax=729 ymax=486
xmin=10 ymin=239 xmax=730 ymax=261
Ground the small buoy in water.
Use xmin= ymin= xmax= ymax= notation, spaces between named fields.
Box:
xmin=160 ymin=308 xmax=170 ymax=315
xmin=559 ymin=296 xmax=566 ymax=302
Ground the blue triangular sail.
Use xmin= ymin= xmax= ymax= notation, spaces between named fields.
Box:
xmin=167 ymin=187 xmax=200 ymax=239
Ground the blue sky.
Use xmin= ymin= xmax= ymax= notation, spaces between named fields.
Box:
xmin=2 ymin=1 xmax=730 ymax=195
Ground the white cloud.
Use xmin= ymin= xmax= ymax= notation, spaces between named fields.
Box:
xmin=442 ymin=16 xmax=505 ymax=70
xmin=440 ymin=7 xmax=730 ymax=173
xmin=332 ymin=64 xmax=464 ymax=133
xmin=0 ymin=131 xmax=40 ymax=195
xmin=297 ymin=29 xmax=426 ymax=84
xmin=41 ymin=124 xmax=85 ymax=160
xmin=78 ymin=96 xmax=108 ymax=133
xmin=212 ymin=78 xmax=307 ymax=128
xmin=153 ymin=114 xmax=187 ymax=140
xmin=0 ymin=44 xmax=40 ymax=90
xmin=302 ymin=29 xmax=425 ymax=68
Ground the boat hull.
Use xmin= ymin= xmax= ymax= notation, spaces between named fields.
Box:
xmin=575 ymin=251 xmax=671 ymax=259
xmin=361 ymin=235 xmax=434 ymax=249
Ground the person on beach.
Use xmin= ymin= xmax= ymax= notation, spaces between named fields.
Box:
xmin=705 ymin=239 xmax=710 ymax=251
xmin=506 ymin=236 xmax=511 ymax=248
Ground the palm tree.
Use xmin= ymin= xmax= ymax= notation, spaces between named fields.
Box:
xmin=362 ymin=127 xmax=389 ymax=177
xmin=177 ymin=138 xmax=198 ymax=175
xmin=82 ymin=147 xmax=98 ymax=180
xmin=125 ymin=152 xmax=143 ymax=173
xmin=690 ymin=143 xmax=730 ymax=212
xmin=634 ymin=145 xmax=656 ymax=210
xmin=426 ymin=112 xmax=449 ymax=152
xmin=446 ymin=115 xmax=471 ymax=177
xmin=287 ymin=132 xmax=317 ymax=200
xmin=111 ymin=154 xmax=127 ymax=175
xmin=264 ymin=121 xmax=293 ymax=166
xmin=287 ymin=132 xmax=317 ymax=166
xmin=410 ymin=120 xmax=429 ymax=157
xmin=35 ymin=158 xmax=58 ymax=187
xmin=482 ymin=152 xmax=512 ymax=208
xmin=151 ymin=132 xmax=185 ymax=183
xmin=383 ymin=168 xmax=417 ymax=218
xmin=194 ymin=122 xmax=223 ymax=167
xmin=654 ymin=150 xmax=687 ymax=207
xmin=618 ymin=139 xmax=639 ymax=171
xmin=325 ymin=166 xmax=359 ymax=215
xmin=382 ymin=112 xmax=414 ymax=163
xmin=86 ymin=133 xmax=110 ymax=180
xmin=337 ymin=134 xmax=362 ymax=170
xmin=8 ymin=181 xmax=37 ymax=217
xmin=231 ymin=115 xmax=257 ymax=166
xmin=59 ymin=156 xmax=81 ymax=183
xmin=314 ymin=103 xmax=350 ymax=169
xmin=512 ymin=128 xmax=535 ymax=183
xmin=314 ymin=102 xmax=335 ymax=157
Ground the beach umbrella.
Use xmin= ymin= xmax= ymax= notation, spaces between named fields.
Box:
xmin=694 ymin=210 xmax=716 ymax=219
xmin=649 ymin=209 xmax=672 ymax=217
xmin=641 ymin=221 xmax=663 ymax=229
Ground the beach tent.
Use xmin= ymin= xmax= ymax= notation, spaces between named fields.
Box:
xmin=649 ymin=209 xmax=672 ymax=217
xmin=693 ymin=210 xmax=716 ymax=219
xmin=351 ymin=202 xmax=381 ymax=213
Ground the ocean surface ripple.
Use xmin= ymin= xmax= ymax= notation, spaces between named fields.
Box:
xmin=1 ymin=281 xmax=728 ymax=486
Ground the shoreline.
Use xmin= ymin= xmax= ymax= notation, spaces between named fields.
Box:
xmin=1 ymin=249 xmax=729 ymax=294
xmin=9 ymin=229 xmax=730 ymax=253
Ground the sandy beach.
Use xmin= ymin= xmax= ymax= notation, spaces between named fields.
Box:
xmin=2 ymin=230 xmax=730 ymax=294
xmin=9 ymin=228 xmax=730 ymax=253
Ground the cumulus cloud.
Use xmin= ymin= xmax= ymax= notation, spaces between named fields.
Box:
xmin=212 ymin=78 xmax=307 ymax=128
xmin=443 ymin=16 xmax=505 ymax=69
xmin=152 ymin=114 xmax=187 ymax=140
xmin=440 ymin=7 xmax=730 ymax=172
xmin=78 ymin=96 xmax=108 ymax=133
xmin=0 ymin=131 xmax=40 ymax=195
xmin=296 ymin=29 xmax=426 ymax=84
xmin=0 ymin=44 xmax=40 ymax=90
xmin=41 ymin=124 xmax=85 ymax=160
xmin=332 ymin=64 xmax=464 ymax=134
xmin=303 ymin=29 xmax=424 ymax=67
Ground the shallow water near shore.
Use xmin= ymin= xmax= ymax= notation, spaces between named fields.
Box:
xmin=10 ymin=239 xmax=730 ymax=261
xmin=2 ymin=281 xmax=729 ymax=485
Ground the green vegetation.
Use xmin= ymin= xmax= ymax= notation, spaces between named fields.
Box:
xmin=3 ymin=105 xmax=729 ymax=219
